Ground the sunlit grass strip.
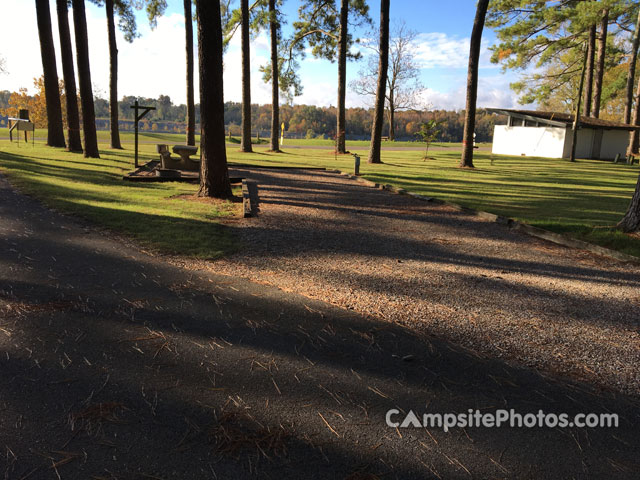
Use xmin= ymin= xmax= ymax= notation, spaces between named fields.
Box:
xmin=0 ymin=141 xmax=240 ymax=258
xmin=1 ymin=137 xmax=638 ymax=258
xmin=225 ymin=146 xmax=640 ymax=258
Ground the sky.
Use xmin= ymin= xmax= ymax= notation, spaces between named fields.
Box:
xmin=0 ymin=0 xmax=522 ymax=111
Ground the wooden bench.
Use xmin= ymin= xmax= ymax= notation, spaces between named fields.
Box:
xmin=381 ymin=136 xmax=389 ymax=141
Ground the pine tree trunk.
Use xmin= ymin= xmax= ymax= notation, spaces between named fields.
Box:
xmin=624 ymin=10 xmax=640 ymax=125
xmin=240 ymin=0 xmax=253 ymax=153
xmin=196 ymin=0 xmax=232 ymax=198
xmin=268 ymin=0 xmax=280 ymax=152
xmin=106 ymin=0 xmax=122 ymax=149
xmin=336 ymin=0 xmax=348 ymax=154
xmin=460 ymin=0 xmax=489 ymax=168
xmin=55 ymin=0 xmax=82 ymax=152
xmin=387 ymin=101 xmax=395 ymax=141
xmin=583 ymin=24 xmax=596 ymax=117
xmin=628 ymin=76 xmax=640 ymax=156
xmin=618 ymin=173 xmax=640 ymax=232
xmin=367 ymin=0 xmax=390 ymax=164
xmin=591 ymin=9 xmax=608 ymax=119
xmin=184 ymin=0 xmax=195 ymax=146
xmin=35 ymin=0 xmax=66 ymax=148
xmin=72 ymin=0 xmax=100 ymax=158
xmin=570 ymin=44 xmax=588 ymax=163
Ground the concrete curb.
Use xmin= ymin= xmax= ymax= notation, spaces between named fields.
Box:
xmin=332 ymin=169 xmax=640 ymax=265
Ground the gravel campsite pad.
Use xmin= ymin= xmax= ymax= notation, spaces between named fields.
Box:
xmin=2 ymin=170 xmax=640 ymax=479
xmin=204 ymin=167 xmax=640 ymax=396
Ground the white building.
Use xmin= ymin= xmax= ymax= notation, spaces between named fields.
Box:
xmin=487 ymin=109 xmax=639 ymax=161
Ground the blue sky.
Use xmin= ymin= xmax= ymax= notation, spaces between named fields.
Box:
xmin=0 ymin=0 xmax=520 ymax=110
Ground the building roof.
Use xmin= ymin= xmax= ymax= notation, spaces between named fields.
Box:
xmin=486 ymin=108 xmax=640 ymax=131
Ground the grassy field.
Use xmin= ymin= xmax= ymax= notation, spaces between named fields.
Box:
xmin=0 ymin=139 xmax=240 ymax=258
xmin=6 ymin=128 xmax=482 ymax=149
xmin=225 ymin=143 xmax=640 ymax=258
xmin=1 ymin=131 xmax=639 ymax=258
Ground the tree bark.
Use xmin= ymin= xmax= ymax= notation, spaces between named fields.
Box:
xmin=240 ymin=0 xmax=253 ymax=153
xmin=617 ymin=173 xmax=640 ymax=232
xmin=268 ymin=0 xmax=280 ymax=152
xmin=569 ymin=44 xmax=588 ymax=163
xmin=336 ymin=0 xmax=348 ymax=154
xmin=459 ymin=0 xmax=489 ymax=168
xmin=367 ymin=0 xmax=390 ymax=164
xmin=387 ymin=95 xmax=395 ymax=141
xmin=196 ymin=0 xmax=232 ymax=198
xmin=184 ymin=0 xmax=196 ymax=146
xmin=55 ymin=0 xmax=82 ymax=152
xmin=583 ymin=24 xmax=596 ymax=117
xmin=628 ymin=76 xmax=640 ymax=156
xmin=591 ymin=9 xmax=608 ymax=119
xmin=35 ymin=0 xmax=65 ymax=148
xmin=72 ymin=0 xmax=100 ymax=158
xmin=106 ymin=0 xmax=122 ymax=149
xmin=624 ymin=10 xmax=640 ymax=125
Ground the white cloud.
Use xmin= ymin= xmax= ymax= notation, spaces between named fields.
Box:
xmin=419 ymin=75 xmax=520 ymax=111
xmin=1 ymin=1 xmax=43 ymax=93
xmin=0 ymin=3 xmax=336 ymax=108
xmin=413 ymin=32 xmax=497 ymax=70
xmin=414 ymin=32 xmax=469 ymax=69
xmin=0 ymin=2 xmax=193 ymax=103
xmin=0 ymin=6 xmax=514 ymax=112
xmin=223 ymin=30 xmax=273 ymax=106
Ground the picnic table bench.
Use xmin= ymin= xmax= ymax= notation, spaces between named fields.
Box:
xmin=157 ymin=144 xmax=200 ymax=171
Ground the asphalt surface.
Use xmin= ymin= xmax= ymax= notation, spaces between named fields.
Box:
xmin=0 ymin=173 xmax=639 ymax=479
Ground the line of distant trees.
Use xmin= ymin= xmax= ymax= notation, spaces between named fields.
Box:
xmin=0 ymin=89 xmax=501 ymax=142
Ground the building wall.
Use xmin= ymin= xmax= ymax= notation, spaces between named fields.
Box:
xmin=495 ymin=125 xmax=631 ymax=160
xmin=600 ymin=129 xmax=630 ymax=160
xmin=492 ymin=125 xmax=566 ymax=158
xmin=562 ymin=128 xmax=595 ymax=159
xmin=563 ymin=128 xmax=630 ymax=160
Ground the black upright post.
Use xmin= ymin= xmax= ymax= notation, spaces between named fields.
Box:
xmin=130 ymin=100 xmax=155 ymax=169
xmin=134 ymin=100 xmax=139 ymax=168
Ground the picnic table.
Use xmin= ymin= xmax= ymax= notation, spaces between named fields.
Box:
xmin=157 ymin=144 xmax=200 ymax=171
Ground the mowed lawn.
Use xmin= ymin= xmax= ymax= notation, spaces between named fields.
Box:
xmin=226 ymin=142 xmax=640 ymax=257
xmin=5 ymin=128 xmax=482 ymax=149
xmin=0 ymin=139 xmax=240 ymax=258
xmin=1 ymin=132 xmax=639 ymax=258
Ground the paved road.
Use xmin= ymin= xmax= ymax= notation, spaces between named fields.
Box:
xmin=0 ymin=173 xmax=638 ymax=479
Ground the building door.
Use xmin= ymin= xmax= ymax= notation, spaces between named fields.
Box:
xmin=591 ymin=129 xmax=603 ymax=159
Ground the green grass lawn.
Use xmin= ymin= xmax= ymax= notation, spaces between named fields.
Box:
xmin=9 ymin=129 xmax=482 ymax=150
xmin=1 ymin=134 xmax=639 ymax=258
xmin=0 ymin=139 xmax=240 ymax=258
xmin=226 ymin=145 xmax=640 ymax=258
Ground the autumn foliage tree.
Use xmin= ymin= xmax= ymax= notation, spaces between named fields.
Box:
xmin=2 ymin=77 xmax=61 ymax=129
